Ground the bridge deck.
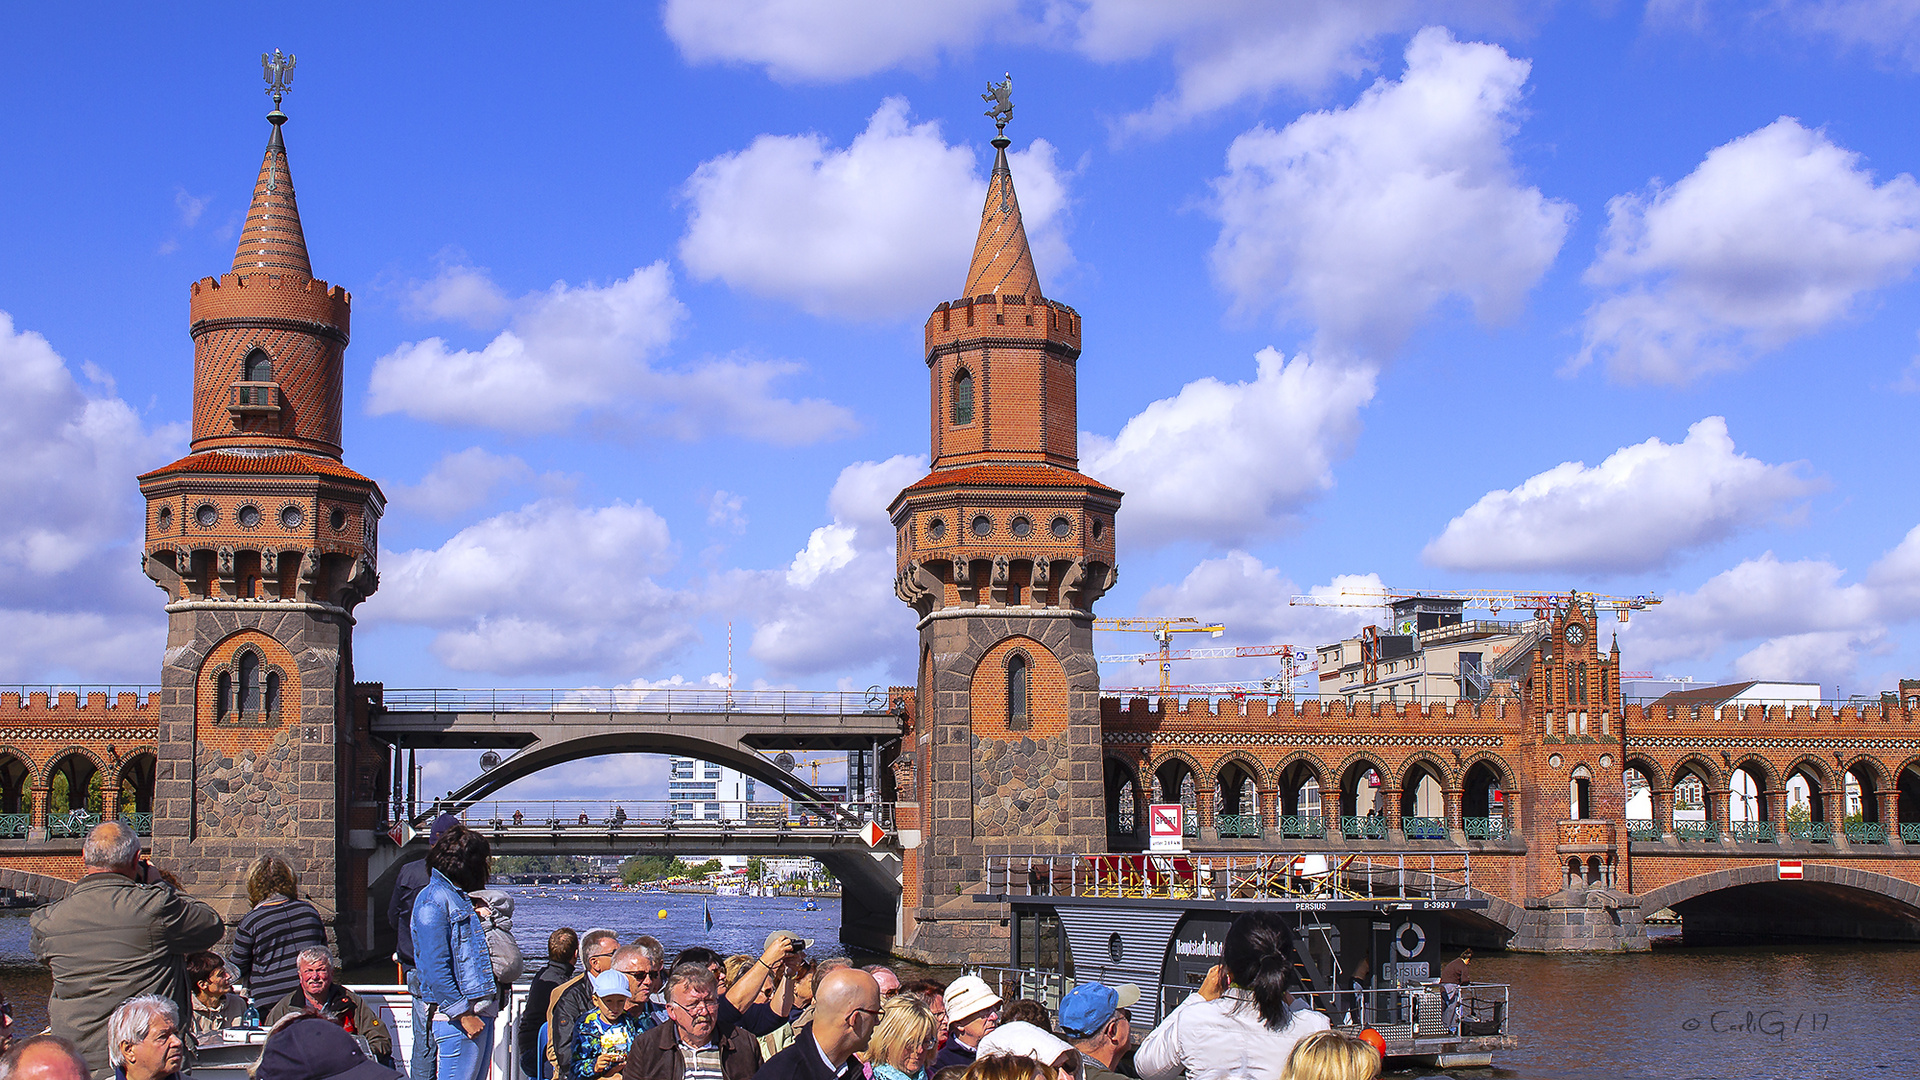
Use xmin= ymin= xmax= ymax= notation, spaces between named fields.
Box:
xmin=372 ymin=688 xmax=903 ymax=750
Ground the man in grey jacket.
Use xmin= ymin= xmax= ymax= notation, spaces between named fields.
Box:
xmin=29 ymin=821 xmax=223 ymax=1078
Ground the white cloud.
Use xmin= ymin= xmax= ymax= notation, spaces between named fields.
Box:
xmin=1083 ymin=349 xmax=1374 ymax=549
xmin=1131 ymin=553 xmax=1382 ymax=686
xmin=661 ymin=0 xmax=1020 ymax=82
xmin=1208 ymin=27 xmax=1572 ymax=357
xmin=1650 ymin=0 xmax=1920 ymax=72
xmin=405 ymin=265 xmax=513 ymax=329
xmin=385 ymin=448 xmax=534 ymax=520
xmin=707 ymin=491 xmax=747 ymax=534
xmin=744 ymin=454 xmax=926 ymax=678
xmin=679 ymin=98 xmax=1074 ymax=320
xmin=1423 ymin=417 xmax=1822 ymax=575
xmin=1575 ymin=117 xmax=1920 ymax=384
xmin=1619 ymin=526 xmax=1920 ymax=688
xmin=369 ymin=264 xmax=856 ymax=443
xmin=0 ymin=312 xmax=183 ymax=680
xmin=369 ymin=499 xmax=696 ymax=674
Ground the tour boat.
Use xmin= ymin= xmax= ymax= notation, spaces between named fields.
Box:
xmin=973 ymin=849 xmax=1515 ymax=1069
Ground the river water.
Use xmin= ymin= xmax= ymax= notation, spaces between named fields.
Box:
xmin=5 ymin=886 xmax=1915 ymax=1079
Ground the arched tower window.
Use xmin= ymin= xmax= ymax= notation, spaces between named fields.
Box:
xmin=243 ymin=349 xmax=274 ymax=382
xmin=1006 ymin=651 xmax=1030 ymax=730
xmin=952 ymin=369 xmax=974 ymax=426
xmin=238 ymin=650 xmax=261 ymax=714
xmin=216 ymin=670 xmax=232 ymax=721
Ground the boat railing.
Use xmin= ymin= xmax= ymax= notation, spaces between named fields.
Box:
xmin=969 ymin=965 xmax=1510 ymax=1041
xmin=984 ymin=850 xmax=1475 ymax=903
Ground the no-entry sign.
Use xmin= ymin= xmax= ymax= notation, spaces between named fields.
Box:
xmin=1149 ymin=803 xmax=1185 ymax=852
xmin=1777 ymin=860 xmax=1804 ymax=880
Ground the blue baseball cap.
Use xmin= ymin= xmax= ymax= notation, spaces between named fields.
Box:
xmin=1057 ymin=982 xmax=1141 ymax=1039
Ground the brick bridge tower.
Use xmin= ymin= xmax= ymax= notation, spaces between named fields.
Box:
xmin=137 ymin=88 xmax=387 ymax=949
xmin=889 ymin=115 xmax=1122 ymax=962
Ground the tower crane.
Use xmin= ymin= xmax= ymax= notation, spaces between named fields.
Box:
xmin=1093 ymin=617 xmax=1224 ymax=695
xmin=1287 ymin=587 xmax=1661 ymax=622
xmin=1098 ymin=643 xmax=1314 ymax=696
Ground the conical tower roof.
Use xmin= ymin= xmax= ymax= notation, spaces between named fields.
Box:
xmin=962 ymin=137 xmax=1040 ymax=299
xmin=231 ymin=118 xmax=312 ymax=277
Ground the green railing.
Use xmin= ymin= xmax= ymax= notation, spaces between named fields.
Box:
xmin=1674 ymin=820 xmax=1720 ymax=842
xmin=0 ymin=813 xmax=27 ymax=839
xmin=1342 ymin=815 xmax=1386 ymax=840
xmin=1787 ymin=820 xmax=1832 ymax=842
xmin=1465 ymin=816 xmax=1508 ymax=840
xmin=1727 ymin=821 xmax=1777 ymax=843
xmin=1626 ymin=818 xmax=1659 ymax=841
xmin=1403 ymin=816 xmax=1449 ymax=840
xmin=47 ymin=810 xmax=101 ymax=839
xmin=122 ymin=813 xmax=153 ymax=837
xmin=1901 ymin=822 xmax=1920 ymax=843
xmin=1845 ymin=821 xmax=1889 ymax=844
xmin=1215 ymin=814 xmax=1264 ymax=839
xmin=1280 ymin=814 xmax=1326 ymax=839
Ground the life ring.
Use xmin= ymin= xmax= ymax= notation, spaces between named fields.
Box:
xmin=1393 ymin=921 xmax=1426 ymax=959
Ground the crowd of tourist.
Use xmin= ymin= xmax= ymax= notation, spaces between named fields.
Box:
xmin=0 ymin=819 xmax=1385 ymax=1080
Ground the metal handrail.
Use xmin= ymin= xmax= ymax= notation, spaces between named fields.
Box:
xmin=986 ymin=850 xmax=1474 ymax=903
xmin=380 ymin=687 xmax=897 ymax=716
xmin=436 ymin=799 xmax=893 ymax=836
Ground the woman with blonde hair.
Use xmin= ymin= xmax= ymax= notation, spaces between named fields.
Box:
xmin=229 ymin=855 xmax=327 ymax=1008
xmin=867 ymin=994 xmax=940 ymax=1080
xmin=961 ymin=1055 xmax=1053 ymax=1080
xmin=1281 ymin=1031 xmax=1381 ymax=1080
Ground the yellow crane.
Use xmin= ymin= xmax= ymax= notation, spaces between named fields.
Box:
xmin=1287 ymin=588 xmax=1660 ymax=622
xmin=1093 ymin=616 xmax=1225 ymax=695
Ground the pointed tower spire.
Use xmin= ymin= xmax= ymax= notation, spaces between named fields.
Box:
xmin=962 ymin=132 xmax=1040 ymax=300
xmin=231 ymin=74 xmax=312 ymax=277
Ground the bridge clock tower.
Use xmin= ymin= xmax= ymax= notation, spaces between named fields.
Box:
xmin=889 ymin=105 xmax=1121 ymax=962
xmin=137 ymin=77 xmax=385 ymax=947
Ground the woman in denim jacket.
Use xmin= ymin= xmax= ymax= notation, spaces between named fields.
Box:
xmin=411 ymin=824 xmax=496 ymax=1080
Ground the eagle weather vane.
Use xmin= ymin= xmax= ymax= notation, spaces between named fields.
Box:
xmin=982 ymin=73 xmax=1014 ymax=135
xmin=262 ymin=48 xmax=296 ymax=110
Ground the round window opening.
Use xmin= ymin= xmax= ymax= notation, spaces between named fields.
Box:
xmin=1091 ymin=518 xmax=1106 ymax=540
xmin=1050 ymin=516 xmax=1071 ymax=539
xmin=1107 ymin=932 xmax=1124 ymax=963
xmin=927 ymin=518 xmax=946 ymax=542
xmin=237 ymin=505 xmax=261 ymax=529
xmin=280 ymin=506 xmax=304 ymax=530
xmin=195 ymin=505 xmax=218 ymax=528
xmin=1010 ymin=516 xmax=1032 ymax=538
xmin=157 ymin=506 xmax=173 ymax=532
xmin=329 ymin=507 xmax=348 ymax=532
xmin=971 ymin=515 xmax=993 ymax=538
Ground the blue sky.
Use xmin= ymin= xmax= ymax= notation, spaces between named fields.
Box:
xmin=6 ymin=2 xmax=1920 ymax=803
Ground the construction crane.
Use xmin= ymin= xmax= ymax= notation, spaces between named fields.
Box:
xmin=1287 ymin=588 xmax=1661 ymax=622
xmin=1093 ymin=617 xmax=1225 ymax=695
xmin=1098 ymin=643 xmax=1313 ymax=695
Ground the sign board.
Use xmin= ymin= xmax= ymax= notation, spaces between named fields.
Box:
xmin=1148 ymin=803 xmax=1186 ymax=852
xmin=1382 ymin=962 xmax=1429 ymax=982
xmin=862 ymin=821 xmax=886 ymax=848
xmin=1778 ymin=859 xmax=1804 ymax=880
xmin=1492 ymin=790 xmax=1505 ymax=805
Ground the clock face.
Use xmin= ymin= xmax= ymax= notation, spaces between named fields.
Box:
xmin=1565 ymin=623 xmax=1587 ymax=646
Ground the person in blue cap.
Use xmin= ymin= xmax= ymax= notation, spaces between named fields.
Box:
xmin=1056 ymin=983 xmax=1139 ymax=1080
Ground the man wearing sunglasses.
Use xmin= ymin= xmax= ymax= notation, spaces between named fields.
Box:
xmin=752 ymin=968 xmax=881 ymax=1080
xmin=621 ymin=963 xmax=761 ymax=1080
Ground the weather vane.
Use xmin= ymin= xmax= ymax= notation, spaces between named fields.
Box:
xmin=262 ymin=49 xmax=296 ymax=113
xmin=981 ymin=73 xmax=1014 ymax=139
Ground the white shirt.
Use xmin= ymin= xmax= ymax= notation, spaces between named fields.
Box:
xmin=1133 ymin=989 xmax=1330 ymax=1080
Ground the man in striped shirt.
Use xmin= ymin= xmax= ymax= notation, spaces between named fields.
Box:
xmin=620 ymin=964 xmax=759 ymax=1080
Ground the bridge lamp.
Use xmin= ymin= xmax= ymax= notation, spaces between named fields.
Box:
xmin=480 ymin=751 xmax=502 ymax=771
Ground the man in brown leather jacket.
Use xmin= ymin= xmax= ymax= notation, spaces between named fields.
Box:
xmin=621 ymin=964 xmax=759 ymax=1080
xmin=29 ymin=822 xmax=223 ymax=1078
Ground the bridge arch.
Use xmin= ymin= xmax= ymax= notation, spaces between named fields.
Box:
xmin=1638 ymin=864 xmax=1920 ymax=944
xmin=0 ymin=866 xmax=74 ymax=902
xmin=438 ymin=732 xmax=843 ymax=811
xmin=1103 ymin=756 xmax=1144 ymax=842
xmin=1334 ymin=753 xmax=1388 ymax=818
xmin=0 ymin=752 xmax=35 ymax=816
xmin=45 ymin=747 xmax=106 ymax=818
xmin=1273 ymin=753 xmax=1328 ymax=823
xmin=1148 ymin=752 xmax=1204 ymax=804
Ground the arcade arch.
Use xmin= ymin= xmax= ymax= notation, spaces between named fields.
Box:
xmin=1400 ymin=759 xmax=1447 ymax=838
xmin=1275 ymin=758 xmax=1325 ymax=836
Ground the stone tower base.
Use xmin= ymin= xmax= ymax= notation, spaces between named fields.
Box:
xmin=1510 ymin=889 xmax=1649 ymax=952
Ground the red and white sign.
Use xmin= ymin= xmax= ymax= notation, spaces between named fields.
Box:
xmin=1777 ymin=860 xmax=1804 ymax=880
xmin=1149 ymin=803 xmax=1186 ymax=852
xmin=862 ymin=821 xmax=886 ymax=848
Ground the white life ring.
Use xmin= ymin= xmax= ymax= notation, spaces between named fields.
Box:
xmin=1393 ymin=921 xmax=1427 ymax=958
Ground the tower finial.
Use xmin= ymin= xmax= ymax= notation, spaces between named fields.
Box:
xmin=981 ymin=72 xmax=1013 ymax=148
xmin=262 ymin=48 xmax=296 ymax=126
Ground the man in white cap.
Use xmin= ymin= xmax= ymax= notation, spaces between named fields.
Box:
xmin=1054 ymin=983 xmax=1139 ymax=1080
xmin=929 ymin=976 xmax=1000 ymax=1073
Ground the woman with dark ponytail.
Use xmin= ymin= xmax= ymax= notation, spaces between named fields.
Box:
xmin=1134 ymin=912 xmax=1331 ymax=1080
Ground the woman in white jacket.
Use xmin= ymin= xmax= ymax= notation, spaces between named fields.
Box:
xmin=1133 ymin=912 xmax=1329 ymax=1080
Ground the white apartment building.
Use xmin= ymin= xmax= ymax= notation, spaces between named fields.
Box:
xmin=668 ymin=755 xmax=755 ymax=820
